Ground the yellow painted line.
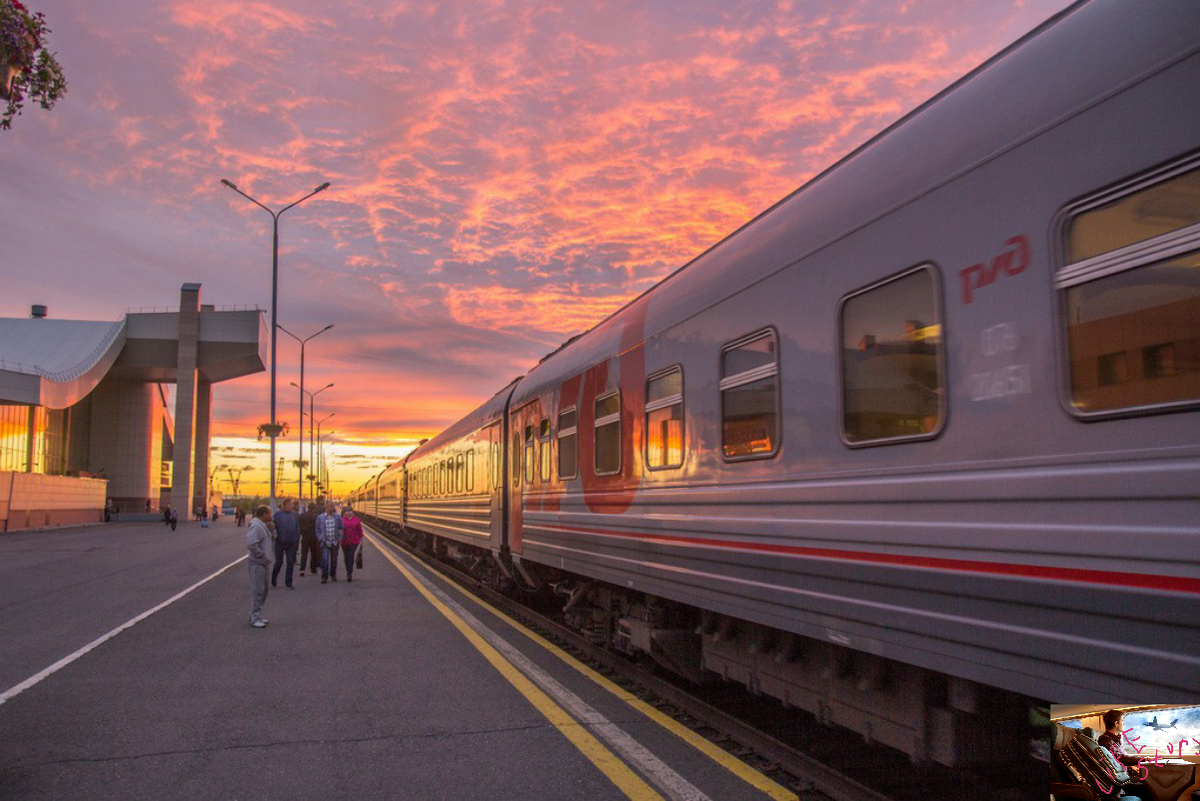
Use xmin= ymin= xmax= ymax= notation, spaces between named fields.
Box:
xmin=365 ymin=533 xmax=663 ymax=801
xmin=367 ymin=529 xmax=797 ymax=801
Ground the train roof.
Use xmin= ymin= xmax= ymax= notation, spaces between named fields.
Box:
xmin=404 ymin=378 xmax=521 ymax=465
xmin=511 ymin=0 xmax=1200 ymax=403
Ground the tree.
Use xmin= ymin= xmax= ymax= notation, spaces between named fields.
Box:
xmin=1 ymin=1 xmax=67 ymax=130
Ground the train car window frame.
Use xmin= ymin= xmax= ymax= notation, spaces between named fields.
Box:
xmin=645 ymin=365 xmax=685 ymax=470
xmin=512 ymin=431 xmax=521 ymax=488
xmin=1054 ymin=153 xmax=1200 ymax=419
xmin=837 ymin=265 xmax=947 ymax=448
xmin=557 ymin=406 xmax=577 ymax=479
xmin=594 ymin=390 xmax=622 ymax=476
xmin=719 ymin=328 xmax=781 ymax=462
xmin=523 ymin=423 xmax=536 ymax=484
xmin=538 ymin=417 xmax=551 ymax=483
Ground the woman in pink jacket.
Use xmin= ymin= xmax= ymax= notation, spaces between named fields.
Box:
xmin=340 ymin=506 xmax=364 ymax=582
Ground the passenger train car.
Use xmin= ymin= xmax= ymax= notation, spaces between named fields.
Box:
xmin=348 ymin=0 xmax=1200 ymax=768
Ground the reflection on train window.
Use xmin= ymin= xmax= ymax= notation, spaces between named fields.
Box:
xmin=1068 ymin=166 xmax=1200 ymax=262
xmin=594 ymin=391 xmax=621 ymax=475
xmin=840 ymin=267 xmax=944 ymax=444
xmin=512 ymin=432 xmax=521 ymax=487
xmin=1061 ymin=163 xmax=1200 ymax=414
xmin=646 ymin=367 xmax=684 ymax=469
xmin=538 ymin=418 xmax=551 ymax=483
xmin=520 ymin=424 xmax=535 ymax=482
xmin=524 ymin=424 xmax=535 ymax=484
xmin=557 ymin=407 xmax=577 ymax=479
xmin=720 ymin=331 xmax=779 ymax=459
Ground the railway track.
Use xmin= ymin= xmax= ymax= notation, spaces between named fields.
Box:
xmin=367 ymin=524 xmax=935 ymax=801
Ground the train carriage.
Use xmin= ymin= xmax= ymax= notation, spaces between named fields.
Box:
xmin=403 ymin=381 xmax=518 ymax=556
xmin=369 ymin=0 xmax=1199 ymax=768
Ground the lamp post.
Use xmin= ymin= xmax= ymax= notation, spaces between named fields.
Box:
xmin=319 ymin=430 xmax=335 ymax=496
xmin=220 ymin=178 xmax=330 ymax=512
xmin=295 ymin=388 xmax=333 ymax=500
xmin=279 ymin=323 xmax=334 ymax=503
xmin=315 ymin=416 xmax=335 ymax=492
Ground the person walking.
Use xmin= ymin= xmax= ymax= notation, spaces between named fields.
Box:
xmin=271 ymin=499 xmax=300 ymax=589
xmin=163 ymin=506 xmax=171 ymax=526
xmin=316 ymin=501 xmax=344 ymax=584
xmin=340 ymin=505 xmax=363 ymax=583
xmin=246 ymin=505 xmax=273 ymax=628
xmin=299 ymin=502 xmax=320 ymax=576
xmin=170 ymin=506 xmax=178 ymax=531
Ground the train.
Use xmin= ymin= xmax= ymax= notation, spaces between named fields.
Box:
xmin=348 ymin=0 xmax=1200 ymax=768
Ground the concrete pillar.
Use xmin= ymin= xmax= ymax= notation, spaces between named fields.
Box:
xmin=171 ymin=284 xmax=201 ymax=520
xmin=192 ymin=380 xmax=211 ymax=516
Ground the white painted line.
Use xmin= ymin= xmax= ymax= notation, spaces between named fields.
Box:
xmin=366 ymin=533 xmax=710 ymax=801
xmin=0 ymin=555 xmax=248 ymax=707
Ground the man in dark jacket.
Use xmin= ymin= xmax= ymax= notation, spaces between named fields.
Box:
xmin=271 ymin=498 xmax=300 ymax=589
xmin=298 ymin=502 xmax=320 ymax=577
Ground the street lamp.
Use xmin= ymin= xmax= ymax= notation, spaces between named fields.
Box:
xmin=315 ymin=415 xmax=334 ymax=493
xmin=221 ymin=178 xmax=330 ymax=511
xmin=319 ymin=430 xmax=335 ymax=494
xmin=293 ymin=385 xmax=333 ymax=499
xmin=279 ymin=323 xmax=334 ymax=502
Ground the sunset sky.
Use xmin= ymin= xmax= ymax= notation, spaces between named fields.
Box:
xmin=2 ymin=0 xmax=1072 ymax=497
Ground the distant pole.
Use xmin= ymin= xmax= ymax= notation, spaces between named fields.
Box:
xmin=314 ymin=412 xmax=335 ymax=498
xmin=220 ymin=178 xmax=330 ymax=511
xmin=279 ymin=324 xmax=333 ymax=503
xmin=320 ymin=430 xmax=335 ymax=496
xmin=297 ymin=389 xmax=334 ymax=500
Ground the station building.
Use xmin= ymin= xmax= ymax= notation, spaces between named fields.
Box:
xmin=0 ymin=284 xmax=266 ymax=531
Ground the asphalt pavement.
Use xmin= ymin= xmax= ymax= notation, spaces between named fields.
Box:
xmin=0 ymin=518 xmax=796 ymax=800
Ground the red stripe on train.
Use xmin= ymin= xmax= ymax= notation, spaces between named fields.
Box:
xmin=533 ymin=524 xmax=1200 ymax=594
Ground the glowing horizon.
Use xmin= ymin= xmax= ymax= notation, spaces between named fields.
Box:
xmin=1 ymin=0 xmax=1073 ymax=495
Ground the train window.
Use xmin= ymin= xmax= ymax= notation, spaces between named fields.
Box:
xmin=1059 ymin=161 xmax=1200 ymax=415
xmin=538 ymin=418 xmax=551 ymax=482
xmin=457 ymin=453 xmax=466 ymax=493
xmin=512 ymin=432 xmax=521 ymax=487
xmin=524 ymin=424 xmax=535 ymax=484
xmin=594 ymin=391 xmax=621 ymax=475
xmin=646 ymin=366 xmax=684 ymax=469
xmin=840 ymin=267 xmax=944 ymax=445
xmin=467 ymin=449 xmax=475 ymax=492
xmin=557 ymin=407 xmax=577 ymax=479
xmin=720 ymin=330 xmax=779 ymax=459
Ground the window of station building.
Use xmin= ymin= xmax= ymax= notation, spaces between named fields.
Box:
xmin=557 ymin=407 xmax=577 ymax=479
xmin=1060 ymin=160 xmax=1200 ymax=415
xmin=594 ymin=391 xmax=621 ymax=475
xmin=840 ymin=267 xmax=944 ymax=445
xmin=720 ymin=331 xmax=779 ymax=459
xmin=646 ymin=367 xmax=684 ymax=469
xmin=538 ymin=418 xmax=551 ymax=483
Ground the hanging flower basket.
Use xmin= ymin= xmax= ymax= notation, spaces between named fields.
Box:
xmin=256 ymin=422 xmax=289 ymax=441
xmin=1 ymin=0 xmax=67 ymax=129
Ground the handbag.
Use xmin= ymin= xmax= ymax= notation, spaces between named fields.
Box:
xmin=356 ymin=544 xmax=364 ymax=569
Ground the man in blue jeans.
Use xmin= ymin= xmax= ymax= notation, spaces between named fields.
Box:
xmin=271 ymin=499 xmax=300 ymax=589
xmin=316 ymin=501 xmax=344 ymax=584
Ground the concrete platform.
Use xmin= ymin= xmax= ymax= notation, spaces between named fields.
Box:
xmin=0 ymin=519 xmax=798 ymax=800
